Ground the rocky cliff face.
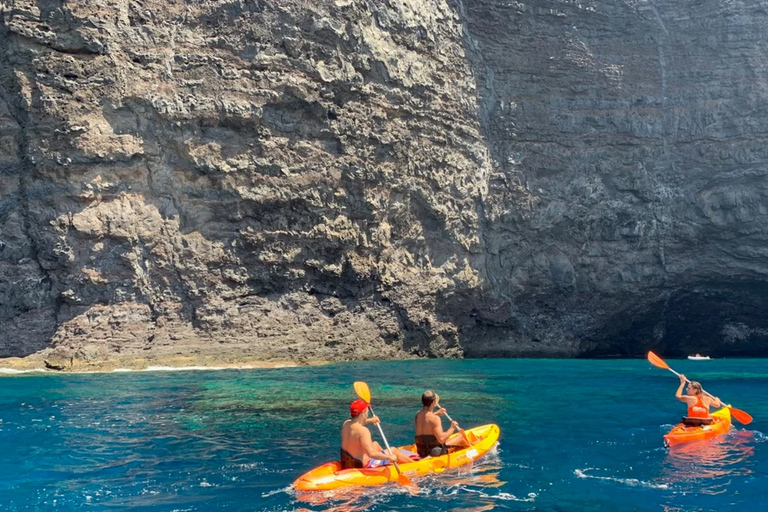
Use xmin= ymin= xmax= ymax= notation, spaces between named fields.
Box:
xmin=459 ymin=0 xmax=768 ymax=358
xmin=1 ymin=0 xmax=767 ymax=368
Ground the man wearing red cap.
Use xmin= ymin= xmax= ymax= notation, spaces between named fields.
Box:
xmin=340 ymin=399 xmax=415 ymax=469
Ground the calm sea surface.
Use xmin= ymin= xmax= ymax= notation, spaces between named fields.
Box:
xmin=0 ymin=358 xmax=766 ymax=511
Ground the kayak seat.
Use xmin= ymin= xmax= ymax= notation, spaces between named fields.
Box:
xmin=415 ymin=434 xmax=447 ymax=458
xmin=681 ymin=416 xmax=714 ymax=427
xmin=339 ymin=448 xmax=364 ymax=469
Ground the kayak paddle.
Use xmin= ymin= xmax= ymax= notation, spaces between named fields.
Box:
xmin=442 ymin=410 xmax=478 ymax=448
xmin=440 ymin=409 xmax=477 ymax=469
xmin=647 ymin=351 xmax=753 ymax=425
xmin=353 ymin=381 xmax=417 ymax=489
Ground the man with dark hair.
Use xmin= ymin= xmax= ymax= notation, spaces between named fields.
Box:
xmin=414 ymin=390 xmax=464 ymax=458
xmin=340 ymin=399 xmax=414 ymax=469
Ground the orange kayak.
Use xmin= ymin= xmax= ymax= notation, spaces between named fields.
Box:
xmin=293 ymin=423 xmax=500 ymax=491
xmin=663 ymin=407 xmax=731 ymax=447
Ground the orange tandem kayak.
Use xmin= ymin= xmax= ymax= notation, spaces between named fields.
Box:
xmin=663 ymin=407 xmax=731 ymax=447
xmin=293 ymin=423 xmax=500 ymax=491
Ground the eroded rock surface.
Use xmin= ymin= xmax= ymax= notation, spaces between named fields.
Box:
xmin=1 ymin=0 xmax=767 ymax=368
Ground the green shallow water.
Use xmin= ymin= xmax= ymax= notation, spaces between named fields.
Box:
xmin=0 ymin=358 xmax=766 ymax=511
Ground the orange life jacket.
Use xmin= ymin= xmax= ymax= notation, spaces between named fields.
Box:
xmin=687 ymin=395 xmax=709 ymax=418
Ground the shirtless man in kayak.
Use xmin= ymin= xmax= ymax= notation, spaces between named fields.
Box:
xmin=340 ymin=399 xmax=414 ymax=469
xmin=675 ymin=374 xmax=722 ymax=423
xmin=414 ymin=390 xmax=464 ymax=458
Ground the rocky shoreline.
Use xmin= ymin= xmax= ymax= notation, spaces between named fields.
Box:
xmin=0 ymin=351 xmax=311 ymax=374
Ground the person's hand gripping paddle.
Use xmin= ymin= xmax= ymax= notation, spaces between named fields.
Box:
xmin=647 ymin=351 xmax=753 ymax=424
xmin=439 ymin=408 xmax=479 ymax=468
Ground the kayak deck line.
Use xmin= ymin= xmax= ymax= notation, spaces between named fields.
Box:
xmin=294 ymin=423 xmax=500 ymax=491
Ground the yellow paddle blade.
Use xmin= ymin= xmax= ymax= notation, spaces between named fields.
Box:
xmin=353 ymin=381 xmax=371 ymax=403
xmin=647 ymin=351 xmax=670 ymax=370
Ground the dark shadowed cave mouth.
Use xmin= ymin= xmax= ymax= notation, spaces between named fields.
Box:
xmin=577 ymin=280 xmax=768 ymax=359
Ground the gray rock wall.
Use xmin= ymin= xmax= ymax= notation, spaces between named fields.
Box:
xmin=459 ymin=0 xmax=768 ymax=357
xmin=1 ymin=0 xmax=767 ymax=364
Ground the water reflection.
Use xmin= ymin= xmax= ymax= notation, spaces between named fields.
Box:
xmin=660 ymin=430 xmax=756 ymax=489
xmin=294 ymin=486 xmax=380 ymax=512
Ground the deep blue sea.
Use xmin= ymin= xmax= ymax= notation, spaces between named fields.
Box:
xmin=1 ymin=358 xmax=766 ymax=511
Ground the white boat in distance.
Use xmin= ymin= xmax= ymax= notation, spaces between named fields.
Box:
xmin=688 ymin=354 xmax=711 ymax=360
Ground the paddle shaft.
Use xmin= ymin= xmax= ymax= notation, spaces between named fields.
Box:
xmin=367 ymin=404 xmax=405 ymax=475
xmin=648 ymin=352 xmax=753 ymax=425
xmin=662 ymin=365 xmax=721 ymax=403
xmin=442 ymin=411 xmax=477 ymax=455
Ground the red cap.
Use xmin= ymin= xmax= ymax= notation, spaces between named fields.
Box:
xmin=350 ymin=399 xmax=370 ymax=416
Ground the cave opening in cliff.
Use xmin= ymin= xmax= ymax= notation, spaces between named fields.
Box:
xmin=580 ymin=280 xmax=768 ymax=358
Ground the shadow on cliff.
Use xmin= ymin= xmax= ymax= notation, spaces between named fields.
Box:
xmin=444 ymin=0 xmax=768 ymax=358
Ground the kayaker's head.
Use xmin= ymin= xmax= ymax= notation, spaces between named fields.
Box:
xmin=350 ymin=399 xmax=370 ymax=418
xmin=687 ymin=381 xmax=703 ymax=396
xmin=422 ymin=390 xmax=439 ymax=409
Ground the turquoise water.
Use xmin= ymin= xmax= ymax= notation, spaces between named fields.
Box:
xmin=0 ymin=359 xmax=766 ymax=511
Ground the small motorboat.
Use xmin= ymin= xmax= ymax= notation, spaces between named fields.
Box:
xmin=688 ymin=354 xmax=711 ymax=361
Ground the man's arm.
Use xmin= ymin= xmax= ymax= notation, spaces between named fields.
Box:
xmin=430 ymin=414 xmax=457 ymax=444
xmin=358 ymin=426 xmax=395 ymax=461
xmin=675 ymin=375 xmax=693 ymax=404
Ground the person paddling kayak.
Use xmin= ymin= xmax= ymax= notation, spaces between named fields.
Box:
xmin=414 ymin=390 xmax=467 ymax=457
xmin=675 ymin=374 xmax=722 ymax=425
xmin=340 ymin=399 xmax=415 ymax=469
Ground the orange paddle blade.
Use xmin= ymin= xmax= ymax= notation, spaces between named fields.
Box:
xmin=647 ymin=351 xmax=670 ymax=370
xmin=392 ymin=462 xmax=418 ymax=490
xmin=398 ymin=473 xmax=417 ymax=489
xmin=728 ymin=407 xmax=753 ymax=425
xmin=458 ymin=427 xmax=474 ymax=448
xmin=353 ymin=381 xmax=371 ymax=403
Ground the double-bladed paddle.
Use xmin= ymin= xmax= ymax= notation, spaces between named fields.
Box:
xmin=352 ymin=381 xmax=417 ymax=489
xmin=647 ymin=351 xmax=753 ymax=425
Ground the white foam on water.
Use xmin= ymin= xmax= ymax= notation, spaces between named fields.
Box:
xmin=0 ymin=368 xmax=48 ymax=374
xmin=574 ymin=468 xmax=670 ymax=489
xmin=115 ymin=364 xmax=296 ymax=373
xmin=262 ymin=485 xmax=293 ymax=498
xmin=1 ymin=363 xmax=298 ymax=376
